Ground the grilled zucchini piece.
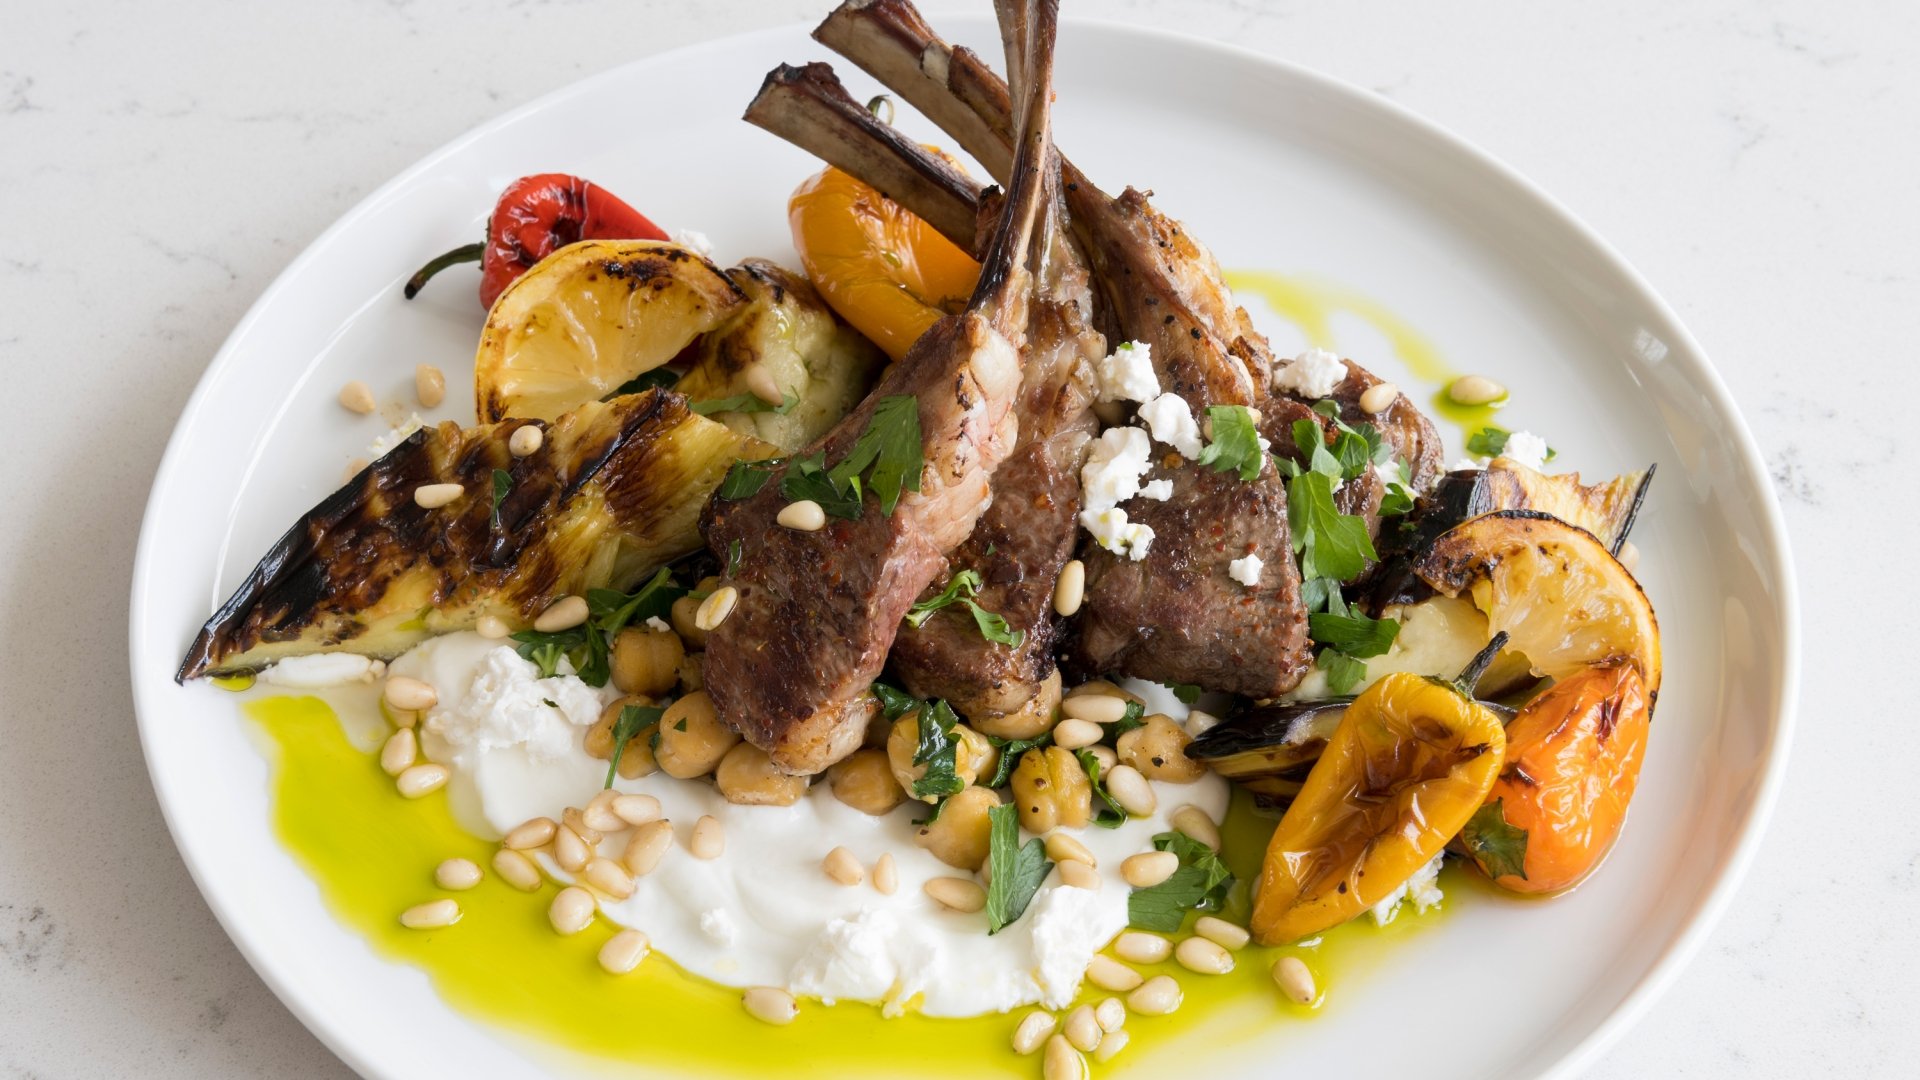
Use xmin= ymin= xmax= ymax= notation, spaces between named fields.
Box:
xmin=673 ymin=259 xmax=886 ymax=452
xmin=177 ymin=390 xmax=773 ymax=680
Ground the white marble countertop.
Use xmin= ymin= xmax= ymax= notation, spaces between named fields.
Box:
xmin=1 ymin=0 xmax=1910 ymax=1075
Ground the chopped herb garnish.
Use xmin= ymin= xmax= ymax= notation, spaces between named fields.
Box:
xmin=780 ymin=394 xmax=923 ymax=520
xmin=871 ymin=682 xmax=919 ymax=720
xmin=1196 ymin=405 xmax=1266 ymax=481
xmin=1108 ymin=700 xmax=1148 ymax=739
xmin=902 ymin=568 xmax=1025 ymax=647
xmin=691 ymin=390 xmax=801 ymax=416
xmin=727 ymin=538 xmax=743 ymax=578
xmin=604 ymin=367 xmax=682 ymax=399
xmin=1459 ymin=800 xmax=1529 ymax=880
xmin=910 ymin=699 xmax=967 ymax=799
xmin=541 ymin=698 xmax=558 ymax=708
xmin=524 ymin=641 xmax=567 ymax=679
xmin=1125 ymin=831 xmax=1235 ymax=932
xmin=985 ymin=803 xmax=1051 ymax=933
xmin=1162 ymin=682 xmax=1203 ymax=706
xmin=1316 ymin=648 xmax=1368 ymax=694
xmin=1287 ymin=469 xmax=1377 ymax=584
xmin=513 ymin=567 xmax=686 ymax=687
xmin=984 ymin=731 xmax=1054 ymax=789
xmin=490 ymin=468 xmax=513 ymax=530
xmin=605 ymin=703 xmax=663 ymax=788
xmin=1077 ymin=749 xmax=1129 ymax=829
xmin=1308 ymin=591 xmax=1400 ymax=658
xmin=673 ymin=719 xmax=688 ymax=732
xmin=1466 ymin=425 xmax=1556 ymax=462
xmin=715 ymin=458 xmax=783 ymax=501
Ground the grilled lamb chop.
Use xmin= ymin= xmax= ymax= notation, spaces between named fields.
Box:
xmin=816 ymin=0 xmax=1316 ymax=696
xmin=700 ymin=0 xmax=1061 ymax=774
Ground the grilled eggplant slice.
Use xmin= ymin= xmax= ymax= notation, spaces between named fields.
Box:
xmin=177 ymin=391 xmax=773 ymax=680
xmin=672 ymin=259 xmax=887 ymax=452
xmin=1190 ymin=693 xmax=1517 ymax=796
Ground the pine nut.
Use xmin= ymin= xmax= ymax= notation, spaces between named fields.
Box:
xmin=1175 ymin=935 xmax=1234 ymax=975
xmin=1114 ymin=931 xmax=1173 ymax=965
xmin=924 ymin=876 xmax=986 ymax=913
xmin=1053 ymin=559 xmax=1086 ymax=616
xmin=553 ymin=825 xmax=591 ymax=872
xmin=1121 ymin=851 xmax=1178 ymax=888
xmin=534 ymin=594 xmax=589 ymax=633
xmin=1057 ymin=859 xmax=1101 ymax=890
xmin=1183 ymin=709 xmax=1220 ymax=737
xmin=1094 ymin=1029 xmax=1130 ymax=1063
xmin=434 ymin=858 xmax=482 ymax=891
xmin=1273 ymin=956 xmax=1317 ymax=1004
xmin=399 ymin=898 xmax=460 ymax=929
xmin=504 ymin=816 xmax=557 ymax=850
xmin=379 ymin=728 xmax=417 ymax=776
xmin=688 ymin=815 xmax=725 ymax=859
xmin=1061 ymin=694 xmax=1127 ymax=725
xmin=508 ymin=423 xmax=544 ymax=458
xmin=1044 ymin=832 xmax=1096 ymax=867
xmin=1085 ymin=955 xmax=1143 ymax=992
xmin=1105 ymin=765 xmax=1156 ymax=816
xmin=695 ymin=586 xmax=738 ymax=631
xmin=1447 ymin=374 xmax=1507 ymax=406
xmin=1171 ymin=805 xmax=1221 ymax=850
xmin=415 ymin=364 xmax=446 ymax=408
xmin=824 ymin=846 xmax=864 ymax=886
xmin=1358 ymin=381 xmax=1400 ymax=414
xmin=1127 ymin=975 xmax=1184 ymax=1016
xmin=383 ymin=675 xmax=437 ymax=712
xmin=611 ymin=793 xmax=662 ymax=826
xmin=599 ymin=928 xmax=651 ymax=974
xmin=492 ymin=848 xmax=542 ymax=891
xmin=1043 ymin=1034 xmax=1086 ymax=1080
xmin=1063 ymin=1004 xmax=1100 ymax=1052
xmin=1094 ymin=997 xmax=1126 ymax=1033
xmin=413 ymin=482 xmax=464 ymax=509
xmin=1012 ymin=1010 xmax=1055 ymax=1055
xmin=623 ymin=820 xmax=674 ymax=875
xmin=583 ymin=790 xmax=625 ymax=833
xmin=1194 ymin=915 xmax=1250 ymax=950
xmin=1052 ymin=718 xmax=1103 ymax=750
xmin=338 ymin=379 xmax=376 ymax=414
xmin=396 ymin=763 xmax=448 ymax=799
xmin=1618 ymin=539 xmax=1641 ymax=573
xmin=476 ymin=614 xmax=511 ymax=638
xmin=368 ymin=659 xmax=387 ymax=678
xmin=873 ymin=852 xmax=899 ymax=895
xmin=548 ymin=886 xmax=595 ymax=935
xmin=562 ymin=806 xmax=604 ymax=845
xmin=777 ymin=500 xmax=827 ymax=531
xmin=584 ymin=857 xmax=636 ymax=900
xmin=743 ymin=986 xmax=799 ymax=1025
xmin=1084 ymin=745 xmax=1117 ymax=773
xmin=743 ymin=363 xmax=783 ymax=405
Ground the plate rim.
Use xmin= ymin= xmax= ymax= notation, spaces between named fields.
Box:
xmin=127 ymin=15 xmax=1800 ymax=1079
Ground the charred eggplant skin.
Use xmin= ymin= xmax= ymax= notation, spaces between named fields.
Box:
xmin=1186 ymin=698 xmax=1354 ymax=774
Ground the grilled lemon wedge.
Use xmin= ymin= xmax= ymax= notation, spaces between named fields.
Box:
xmin=178 ymin=391 xmax=773 ymax=679
xmin=474 ymin=240 xmax=748 ymax=422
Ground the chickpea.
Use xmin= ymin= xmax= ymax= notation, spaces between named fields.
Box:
xmin=1117 ymin=714 xmax=1208 ymax=782
xmin=655 ymin=691 xmax=740 ymax=779
xmin=586 ymin=696 xmax=659 ymax=779
xmin=611 ymin=624 xmax=684 ymax=697
xmin=1011 ymin=746 xmax=1093 ymax=833
xmin=914 ymin=785 xmax=1000 ymax=870
xmin=1064 ymin=678 xmax=1143 ymax=707
xmin=715 ymin=742 xmax=809 ymax=806
xmin=675 ymin=651 xmax=705 ymax=693
xmin=670 ymin=596 xmax=707 ymax=648
xmin=887 ymin=713 xmax=992 ymax=803
xmin=829 ymin=749 xmax=907 ymax=815
xmin=972 ymin=669 xmax=1062 ymax=741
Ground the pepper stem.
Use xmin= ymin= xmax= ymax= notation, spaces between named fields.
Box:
xmin=1451 ymin=631 xmax=1512 ymax=697
xmin=403 ymin=242 xmax=485 ymax=299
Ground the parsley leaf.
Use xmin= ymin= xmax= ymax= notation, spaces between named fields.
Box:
xmin=603 ymin=367 xmax=682 ymax=399
xmin=1460 ymin=800 xmax=1529 ymax=880
xmin=1287 ymin=470 xmax=1377 ymax=583
xmin=1465 ymin=426 xmax=1510 ymax=457
xmin=781 ymin=452 xmax=865 ymax=519
xmin=966 ymin=603 xmax=1024 ymax=647
xmin=832 ymin=394 xmax=924 ymax=516
xmin=1126 ymin=831 xmax=1235 ymax=932
xmin=490 ymin=468 xmax=512 ymax=529
xmin=515 ymin=568 xmax=685 ymax=687
xmin=910 ymin=700 xmax=966 ymax=799
xmin=871 ymin=682 xmax=920 ymax=720
xmin=985 ymin=803 xmax=1052 ymax=934
xmin=1162 ymin=682 xmax=1202 ymax=706
xmin=1108 ymin=700 xmax=1148 ymax=739
xmin=984 ymin=732 xmax=1053 ymax=789
xmin=902 ymin=568 xmax=1025 ymax=647
xmin=1196 ymin=405 xmax=1266 ymax=481
xmin=727 ymin=538 xmax=743 ymax=578
xmin=1077 ymin=749 xmax=1129 ymax=829
xmin=1316 ymin=648 xmax=1368 ymax=694
xmin=1308 ymin=591 xmax=1400 ymax=658
xmin=715 ymin=458 xmax=783 ymax=500
xmin=691 ymin=390 xmax=800 ymax=416
xmin=522 ymin=640 xmax=567 ymax=679
xmin=605 ymin=703 xmax=664 ymax=788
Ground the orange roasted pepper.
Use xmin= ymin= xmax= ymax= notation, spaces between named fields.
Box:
xmin=788 ymin=163 xmax=979 ymax=362
xmin=1251 ymin=671 xmax=1506 ymax=945
xmin=1459 ymin=661 xmax=1650 ymax=894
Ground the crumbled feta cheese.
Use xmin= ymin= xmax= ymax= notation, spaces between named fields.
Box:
xmin=1369 ymin=854 xmax=1445 ymax=926
xmin=1502 ymin=430 xmax=1550 ymax=471
xmin=1273 ymin=347 xmax=1347 ymax=399
xmin=644 ymin=615 xmax=672 ymax=633
xmin=1140 ymin=478 xmax=1173 ymax=501
xmin=1080 ymin=506 xmax=1154 ymax=560
xmin=260 ymin=652 xmax=376 ymax=687
xmin=369 ymin=413 xmax=426 ymax=458
xmin=1228 ymin=553 xmax=1265 ymax=587
xmin=1136 ymin=391 xmax=1204 ymax=458
xmin=1089 ymin=340 xmax=1159 ymax=404
xmin=1081 ymin=427 xmax=1156 ymax=507
xmin=672 ymin=228 xmax=714 ymax=258
xmin=701 ymin=908 xmax=741 ymax=947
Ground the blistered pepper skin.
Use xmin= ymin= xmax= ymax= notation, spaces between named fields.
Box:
xmin=1462 ymin=662 xmax=1649 ymax=894
xmin=1250 ymin=672 xmax=1506 ymax=945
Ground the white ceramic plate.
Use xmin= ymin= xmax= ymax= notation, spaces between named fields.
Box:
xmin=128 ymin=14 xmax=1796 ymax=1080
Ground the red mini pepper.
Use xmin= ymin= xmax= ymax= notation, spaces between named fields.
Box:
xmin=405 ymin=173 xmax=671 ymax=309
